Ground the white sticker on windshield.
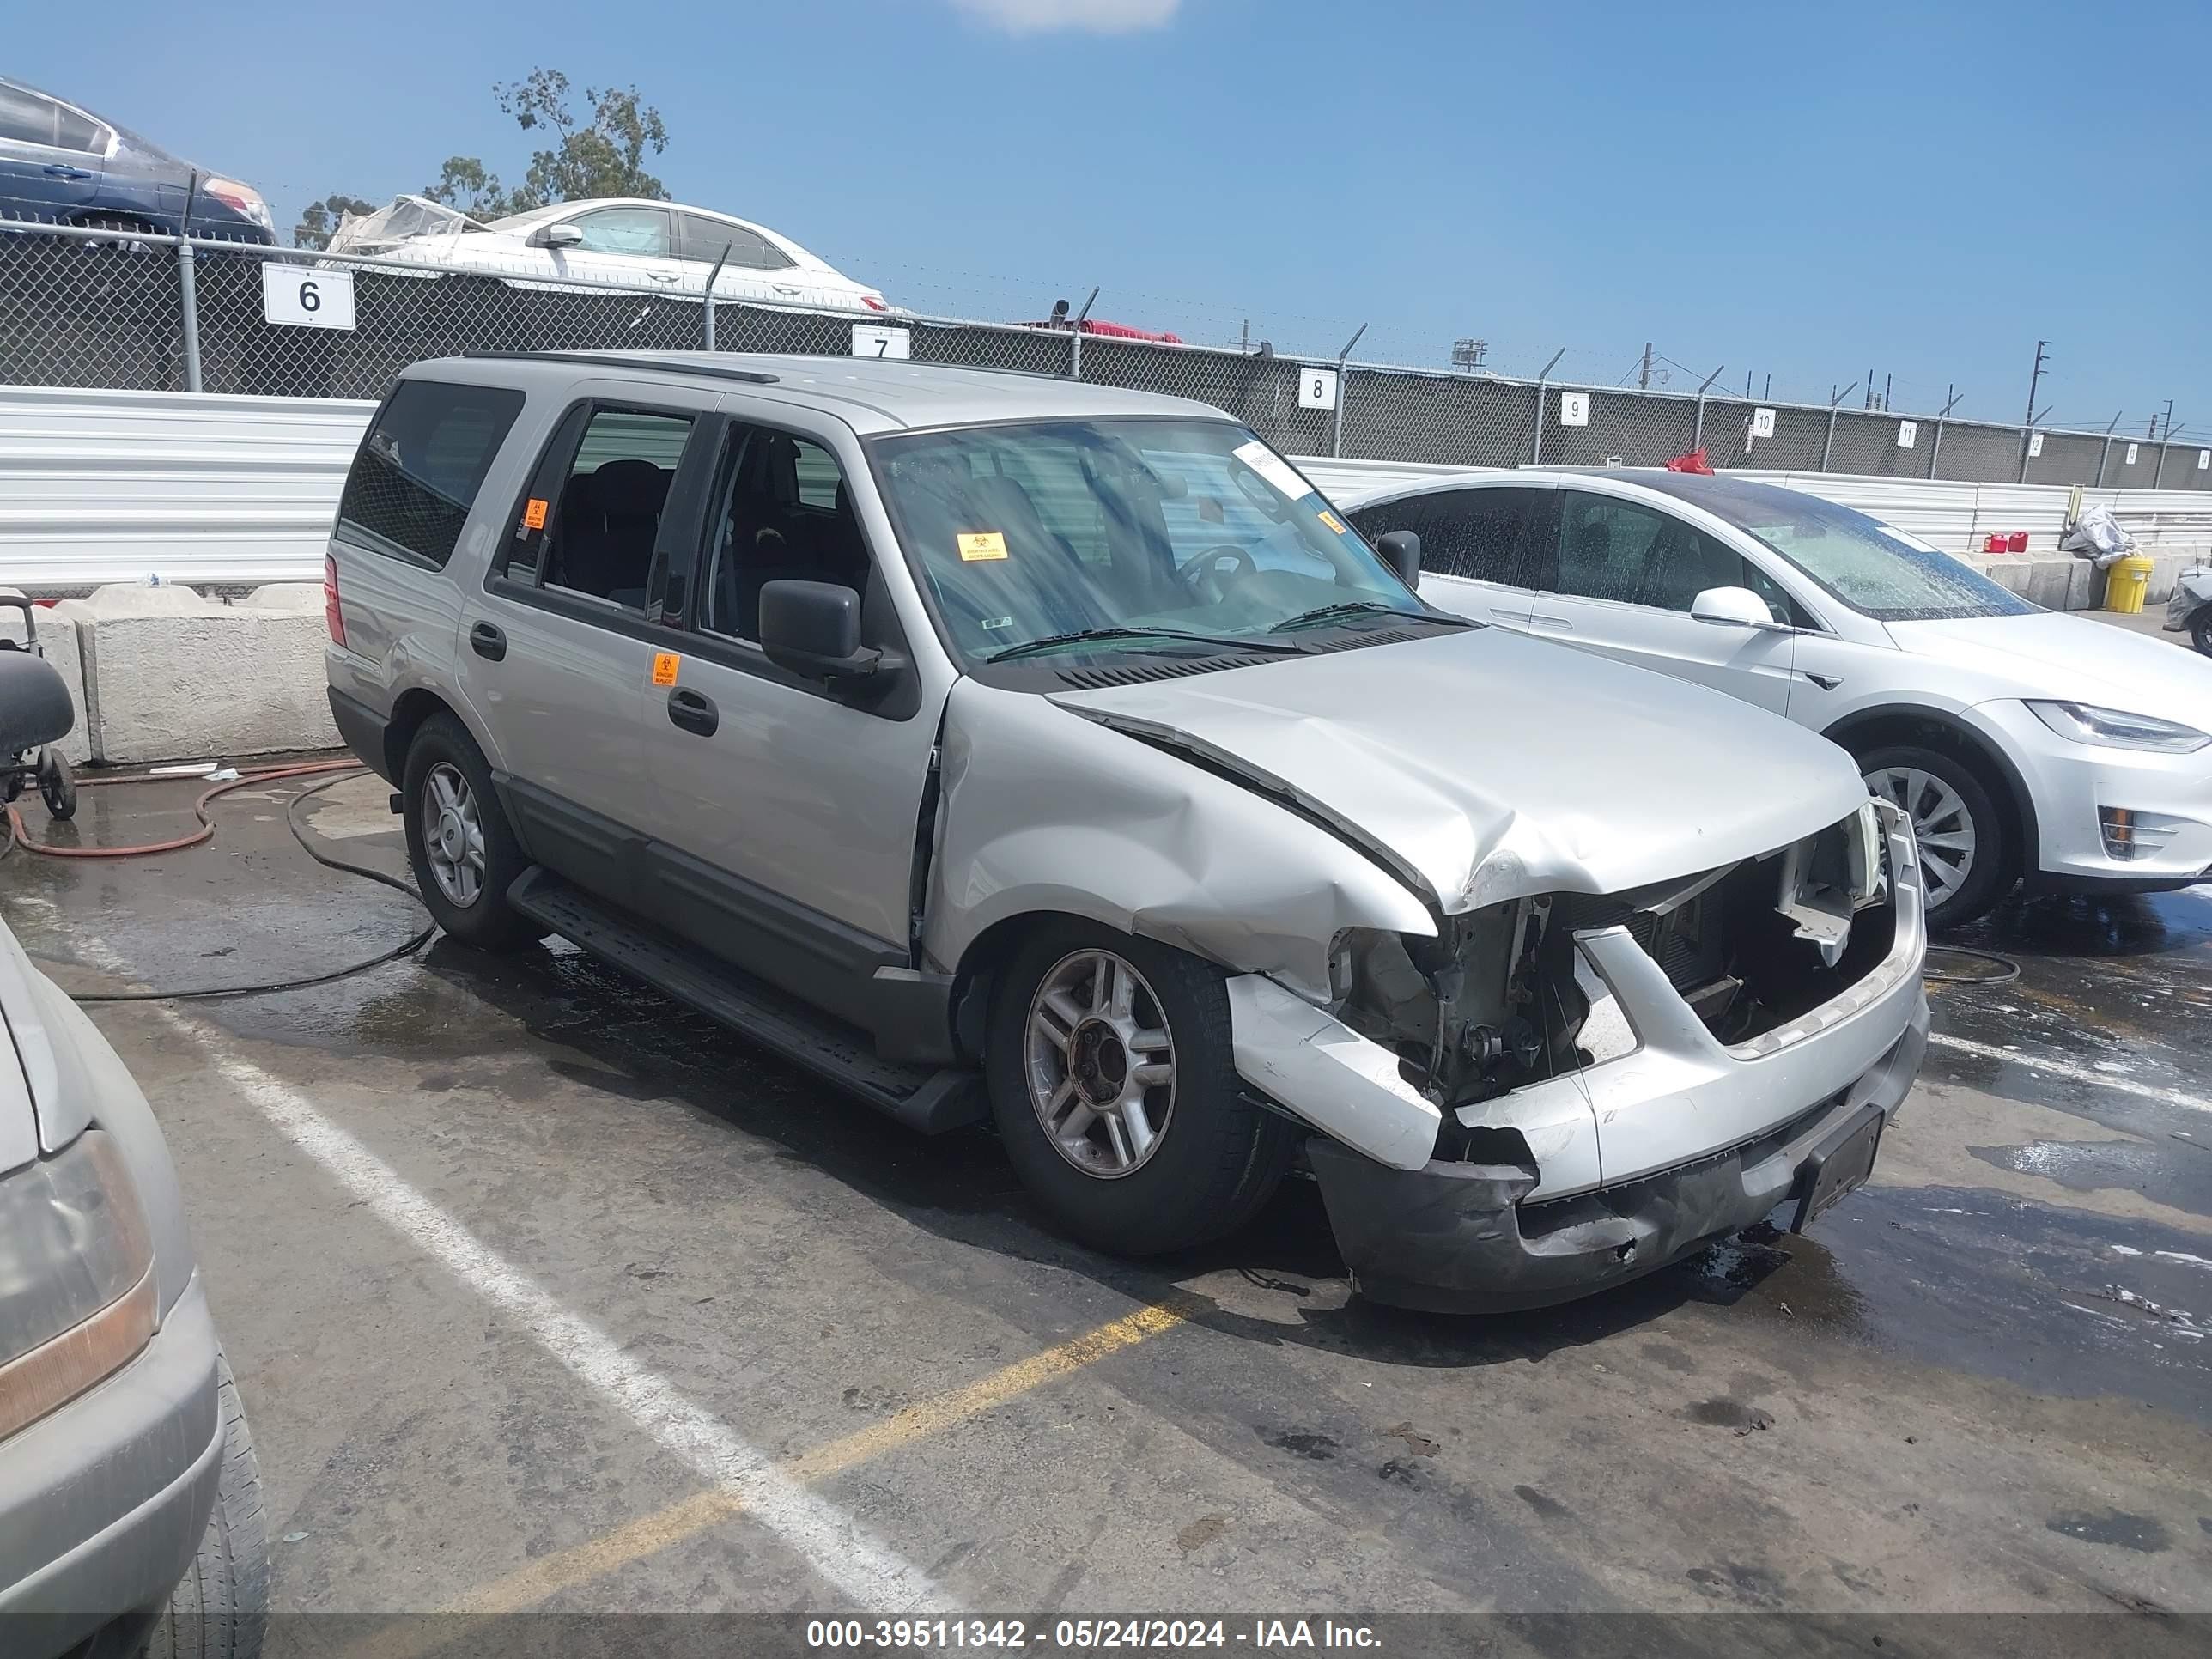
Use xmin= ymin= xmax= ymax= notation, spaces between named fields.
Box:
xmin=1231 ymin=440 xmax=1312 ymax=501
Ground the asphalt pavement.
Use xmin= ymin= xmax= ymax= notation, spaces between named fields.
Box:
xmin=3 ymin=768 xmax=2208 ymax=1653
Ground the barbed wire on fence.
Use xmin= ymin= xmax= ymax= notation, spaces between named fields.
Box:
xmin=2 ymin=216 xmax=2208 ymax=492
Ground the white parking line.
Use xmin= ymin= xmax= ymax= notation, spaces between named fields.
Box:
xmin=124 ymin=989 xmax=955 ymax=1613
xmin=1927 ymin=1031 xmax=2212 ymax=1116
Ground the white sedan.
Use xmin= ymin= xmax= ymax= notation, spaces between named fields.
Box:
xmin=328 ymin=194 xmax=890 ymax=313
xmin=1340 ymin=467 xmax=2212 ymax=927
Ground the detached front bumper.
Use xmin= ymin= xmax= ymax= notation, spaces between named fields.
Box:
xmin=1231 ymin=800 xmax=1931 ymax=1312
xmin=1307 ymin=1009 xmax=1926 ymax=1311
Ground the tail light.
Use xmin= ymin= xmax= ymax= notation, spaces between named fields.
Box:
xmin=324 ymin=553 xmax=346 ymax=647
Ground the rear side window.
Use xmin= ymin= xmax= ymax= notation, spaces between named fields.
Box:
xmin=52 ymin=106 xmax=101 ymax=152
xmin=337 ymin=380 xmax=524 ymax=568
xmin=678 ymin=214 xmax=795 ymax=270
xmin=0 ymin=86 xmax=64 ymax=147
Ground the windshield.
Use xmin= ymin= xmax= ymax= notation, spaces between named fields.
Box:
xmin=1638 ymin=473 xmax=2033 ymax=623
xmin=869 ymin=418 xmax=1441 ymax=665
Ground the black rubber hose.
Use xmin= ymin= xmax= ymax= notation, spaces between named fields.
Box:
xmin=64 ymin=769 xmax=440 ymax=1003
xmin=1921 ymin=945 xmax=2022 ymax=987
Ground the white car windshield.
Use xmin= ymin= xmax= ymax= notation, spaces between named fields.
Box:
xmin=870 ymin=418 xmax=1448 ymax=665
xmin=1640 ymin=473 xmax=2035 ymax=623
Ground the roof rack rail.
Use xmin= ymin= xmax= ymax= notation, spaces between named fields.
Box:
xmin=461 ymin=349 xmax=781 ymax=386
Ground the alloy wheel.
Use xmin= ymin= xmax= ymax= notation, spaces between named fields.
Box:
xmin=420 ymin=761 xmax=488 ymax=908
xmin=1866 ymin=765 xmax=1975 ymax=909
xmin=1024 ymin=949 xmax=1177 ymax=1179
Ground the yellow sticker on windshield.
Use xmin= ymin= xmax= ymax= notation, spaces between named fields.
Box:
xmin=1316 ymin=508 xmax=1346 ymax=533
xmin=957 ymin=532 xmax=1008 ymax=562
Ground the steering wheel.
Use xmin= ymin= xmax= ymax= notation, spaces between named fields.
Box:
xmin=1176 ymin=543 xmax=1258 ymax=602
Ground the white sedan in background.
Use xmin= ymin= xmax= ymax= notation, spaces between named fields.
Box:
xmin=1341 ymin=467 xmax=2212 ymax=927
xmin=328 ymin=194 xmax=891 ymax=313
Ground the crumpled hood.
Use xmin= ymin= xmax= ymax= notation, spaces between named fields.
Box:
xmin=1887 ymin=611 xmax=2212 ymax=732
xmin=1048 ymin=627 xmax=1869 ymax=911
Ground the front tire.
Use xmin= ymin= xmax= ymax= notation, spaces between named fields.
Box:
xmin=985 ymin=921 xmax=1294 ymax=1256
xmin=1860 ymin=742 xmax=2008 ymax=928
xmin=145 ymin=1349 xmax=267 ymax=1659
xmin=2192 ymin=610 xmax=2212 ymax=656
xmin=401 ymin=714 xmax=541 ymax=951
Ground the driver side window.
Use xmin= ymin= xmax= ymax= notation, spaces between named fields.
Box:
xmin=565 ymin=209 xmax=672 ymax=257
xmin=701 ymin=424 xmax=870 ymax=642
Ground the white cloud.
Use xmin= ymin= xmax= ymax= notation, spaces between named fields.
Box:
xmin=948 ymin=0 xmax=1182 ymax=35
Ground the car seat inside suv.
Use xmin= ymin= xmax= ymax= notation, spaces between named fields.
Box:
xmin=551 ymin=459 xmax=670 ymax=608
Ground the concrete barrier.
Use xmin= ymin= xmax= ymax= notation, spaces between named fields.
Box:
xmin=73 ymin=583 xmax=338 ymax=764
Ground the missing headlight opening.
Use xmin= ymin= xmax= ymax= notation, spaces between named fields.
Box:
xmin=1329 ymin=810 xmax=1896 ymax=1134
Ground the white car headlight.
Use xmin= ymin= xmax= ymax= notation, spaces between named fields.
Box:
xmin=0 ymin=1131 xmax=157 ymax=1438
xmin=2027 ymin=701 xmax=2210 ymax=754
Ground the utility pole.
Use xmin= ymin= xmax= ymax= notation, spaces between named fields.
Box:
xmin=2022 ymin=340 xmax=2050 ymax=427
xmin=1882 ymin=372 xmax=1893 ymax=411
xmin=1638 ymin=342 xmax=1653 ymax=391
xmin=2160 ymin=398 xmax=2174 ymax=441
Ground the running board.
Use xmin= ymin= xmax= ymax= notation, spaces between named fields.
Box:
xmin=507 ymin=867 xmax=986 ymax=1134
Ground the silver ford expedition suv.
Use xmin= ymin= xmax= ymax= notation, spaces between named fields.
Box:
xmin=322 ymin=352 xmax=1929 ymax=1311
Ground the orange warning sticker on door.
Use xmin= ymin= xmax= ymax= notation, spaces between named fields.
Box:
xmin=522 ymin=497 xmax=549 ymax=531
xmin=957 ymin=532 xmax=1008 ymax=562
xmin=651 ymin=652 xmax=681 ymax=686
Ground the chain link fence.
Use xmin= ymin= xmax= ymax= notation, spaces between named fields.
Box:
xmin=3 ymin=220 xmax=2206 ymax=490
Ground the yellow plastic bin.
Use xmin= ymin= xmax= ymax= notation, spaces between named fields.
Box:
xmin=2104 ymin=554 xmax=2155 ymax=614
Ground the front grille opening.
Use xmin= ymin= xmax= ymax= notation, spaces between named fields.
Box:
xmin=1611 ymin=851 xmax=1894 ymax=1046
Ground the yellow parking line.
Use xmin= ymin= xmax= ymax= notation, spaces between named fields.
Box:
xmin=448 ymin=1296 xmax=1193 ymax=1617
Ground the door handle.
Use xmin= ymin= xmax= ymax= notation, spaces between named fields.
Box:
xmin=666 ymin=687 xmax=718 ymax=736
xmin=1528 ymin=611 xmax=1573 ymax=630
xmin=43 ymin=165 xmax=94 ymax=180
xmin=468 ymin=622 xmax=507 ymax=661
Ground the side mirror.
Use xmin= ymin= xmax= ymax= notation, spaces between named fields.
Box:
xmin=759 ymin=580 xmax=882 ymax=681
xmin=530 ymin=223 xmax=584 ymax=250
xmin=1376 ymin=528 xmax=1421 ymax=587
xmin=1690 ymin=585 xmax=1783 ymax=629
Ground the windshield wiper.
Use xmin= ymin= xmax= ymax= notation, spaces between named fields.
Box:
xmin=1267 ymin=599 xmax=1457 ymax=633
xmin=988 ymin=625 xmax=1307 ymax=665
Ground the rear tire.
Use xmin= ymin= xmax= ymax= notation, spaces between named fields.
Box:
xmin=985 ymin=921 xmax=1295 ymax=1255
xmin=2192 ymin=611 xmax=2212 ymax=656
xmin=144 ymin=1348 xmax=267 ymax=1659
xmin=1859 ymin=741 xmax=2008 ymax=929
xmin=401 ymin=714 xmax=542 ymax=951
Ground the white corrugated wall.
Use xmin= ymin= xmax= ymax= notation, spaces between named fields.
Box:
xmin=0 ymin=384 xmax=2206 ymax=589
xmin=0 ymin=386 xmax=372 ymax=587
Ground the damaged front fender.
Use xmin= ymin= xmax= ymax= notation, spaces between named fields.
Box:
xmin=924 ymin=680 xmax=1435 ymax=1002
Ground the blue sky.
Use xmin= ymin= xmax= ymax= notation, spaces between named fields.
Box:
xmin=11 ymin=0 xmax=2207 ymax=429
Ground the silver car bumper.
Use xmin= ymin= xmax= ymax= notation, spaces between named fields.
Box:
xmin=1231 ymin=801 xmax=1930 ymax=1310
xmin=0 ymin=1272 xmax=222 ymax=1644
